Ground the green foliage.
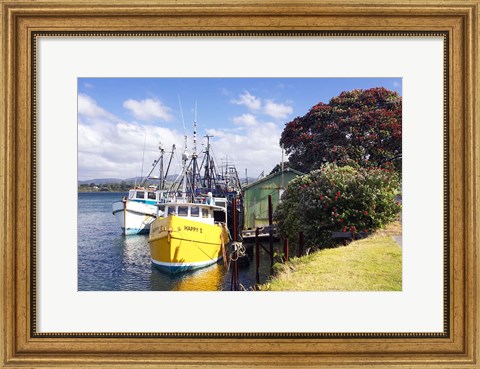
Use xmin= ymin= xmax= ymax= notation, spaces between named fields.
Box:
xmin=274 ymin=163 xmax=401 ymax=249
xmin=280 ymin=87 xmax=402 ymax=173
xmin=269 ymin=161 xmax=291 ymax=175
xmin=78 ymin=181 xmax=133 ymax=192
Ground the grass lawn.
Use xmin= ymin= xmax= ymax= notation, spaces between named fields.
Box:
xmin=260 ymin=221 xmax=402 ymax=291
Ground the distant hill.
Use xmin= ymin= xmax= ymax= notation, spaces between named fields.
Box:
xmin=78 ymin=175 xmax=180 ymax=186
xmin=78 ymin=178 xmax=123 ymax=185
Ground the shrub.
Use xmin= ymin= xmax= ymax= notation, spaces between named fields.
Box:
xmin=274 ymin=163 xmax=401 ymax=249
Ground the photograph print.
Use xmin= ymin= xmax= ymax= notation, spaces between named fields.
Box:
xmin=77 ymin=77 xmax=402 ymax=292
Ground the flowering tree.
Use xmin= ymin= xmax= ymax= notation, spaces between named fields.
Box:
xmin=280 ymin=87 xmax=402 ymax=173
xmin=274 ymin=164 xmax=401 ymax=249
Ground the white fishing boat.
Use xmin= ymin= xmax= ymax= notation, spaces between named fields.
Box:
xmin=112 ymin=144 xmax=176 ymax=235
xmin=112 ymin=187 xmax=167 ymax=235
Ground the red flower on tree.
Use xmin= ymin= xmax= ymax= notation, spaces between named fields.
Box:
xmin=280 ymin=87 xmax=402 ymax=174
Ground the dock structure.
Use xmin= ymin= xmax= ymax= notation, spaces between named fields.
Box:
xmin=241 ymin=168 xmax=303 ymax=242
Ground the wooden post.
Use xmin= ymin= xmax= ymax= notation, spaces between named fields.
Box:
xmin=268 ymin=195 xmax=274 ymax=268
xmin=233 ymin=197 xmax=237 ymax=242
xmin=234 ymin=257 xmax=239 ymax=291
xmin=255 ymin=228 xmax=260 ymax=286
xmin=122 ymin=196 xmax=127 ymax=236
xmin=230 ymin=261 xmax=235 ymax=291
xmin=268 ymin=194 xmax=273 ymax=225
xmin=298 ymin=231 xmax=304 ymax=257
xmin=284 ymin=237 xmax=289 ymax=262
xmin=221 ymin=230 xmax=228 ymax=270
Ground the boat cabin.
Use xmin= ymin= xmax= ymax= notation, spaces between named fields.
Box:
xmin=128 ymin=188 xmax=168 ymax=204
xmin=157 ymin=203 xmax=227 ymax=226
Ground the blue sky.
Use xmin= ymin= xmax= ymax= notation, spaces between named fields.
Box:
xmin=78 ymin=78 xmax=402 ymax=180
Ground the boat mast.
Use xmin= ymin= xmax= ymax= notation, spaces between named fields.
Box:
xmin=139 ymin=143 xmax=165 ymax=188
xmin=158 ymin=143 xmax=165 ymax=190
xmin=191 ymin=102 xmax=198 ymax=202
xmin=204 ymin=134 xmax=214 ymax=191
xmin=181 ymin=135 xmax=188 ymax=201
xmin=138 ymin=130 xmax=147 ymax=187
xmin=164 ymin=144 xmax=176 ymax=187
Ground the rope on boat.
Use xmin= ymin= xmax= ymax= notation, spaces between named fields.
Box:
xmin=229 ymin=242 xmax=246 ymax=261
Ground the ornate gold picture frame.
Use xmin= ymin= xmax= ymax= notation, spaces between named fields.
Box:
xmin=1 ymin=0 xmax=478 ymax=367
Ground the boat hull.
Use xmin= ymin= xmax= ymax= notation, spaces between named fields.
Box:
xmin=149 ymin=215 xmax=230 ymax=273
xmin=112 ymin=200 xmax=158 ymax=235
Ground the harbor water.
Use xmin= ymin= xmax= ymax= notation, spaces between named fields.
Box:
xmin=78 ymin=192 xmax=275 ymax=291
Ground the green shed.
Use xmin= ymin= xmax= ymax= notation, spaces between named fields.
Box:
xmin=243 ymin=168 xmax=304 ymax=229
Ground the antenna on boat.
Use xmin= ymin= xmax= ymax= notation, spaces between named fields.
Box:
xmin=139 ymin=129 xmax=147 ymax=187
xmin=191 ymin=101 xmax=198 ymax=202
xmin=178 ymin=94 xmax=189 ymax=155
xmin=158 ymin=143 xmax=165 ymax=190
xmin=193 ymin=101 xmax=198 ymax=156
xmin=164 ymin=144 xmax=176 ymax=188
xmin=178 ymin=95 xmax=187 ymax=136
xmin=204 ymin=134 xmax=214 ymax=190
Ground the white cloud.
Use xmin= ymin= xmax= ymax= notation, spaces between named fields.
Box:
xmin=78 ymin=93 xmax=281 ymax=180
xmin=78 ymin=120 xmax=185 ymax=180
xmin=263 ymin=99 xmax=293 ymax=119
xmin=232 ymin=113 xmax=258 ymax=127
xmin=78 ymin=93 xmax=117 ymax=121
xmin=231 ymin=91 xmax=261 ymax=111
xmin=78 ymin=94 xmax=183 ymax=180
xmin=205 ymin=121 xmax=282 ymax=177
xmin=230 ymin=91 xmax=293 ymax=120
xmin=123 ymin=98 xmax=173 ymax=122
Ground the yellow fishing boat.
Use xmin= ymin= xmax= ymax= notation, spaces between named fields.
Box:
xmin=149 ymin=201 xmax=230 ymax=273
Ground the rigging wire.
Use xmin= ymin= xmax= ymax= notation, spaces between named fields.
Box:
xmin=177 ymin=95 xmax=187 ymax=136
xmin=139 ymin=129 xmax=147 ymax=185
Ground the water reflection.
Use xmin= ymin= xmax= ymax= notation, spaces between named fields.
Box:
xmin=122 ymin=234 xmax=151 ymax=271
xmin=147 ymin=243 xmax=277 ymax=291
xmin=150 ymin=263 xmax=226 ymax=291
xmin=78 ymin=192 xmax=278 ymax=291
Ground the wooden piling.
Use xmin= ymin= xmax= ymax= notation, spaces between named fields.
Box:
xmin=255 ymin=228 xmax=260 ymax=286
xmin=233 ymin=197 xmax=237 ymax=242
xmin=268 ymin=195 xmax=274 ymax=268
xmin=268 ymin=194 xmax=273 ymax=225
xmin=230 ymin=261 xmax=235 ymax=291
xmin=234 ymin=257 xmax=239 ymax=291
xmin=298 ymin=231 xmax=304 ymax=257
xmin=122 ymin=196 xmax=127 ymax=236
xmin=284 ymin=237 xmax=289 ymax=262
xmin=232 ymin=197 xmax=240 ymax=291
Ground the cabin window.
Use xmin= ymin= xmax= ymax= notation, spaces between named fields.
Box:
xmin=214 ymin=210 xmax=226 ymax=223
xmin=147 ymin=192 xmax=156 ymax=200
xmin=157 ymin=205 xmax=165 ymax=213
xmin=178 ymin=206 xmax=188 ymax=216
xmin=216 ymin=201 xmax=225 ymax=208
xmin=190 ymin=207 xmax=199 ymax=217
xmin=136 ymin=191 xmax=145 ymax=199
xmin=202 ymin=208 xmax=209 ymax=218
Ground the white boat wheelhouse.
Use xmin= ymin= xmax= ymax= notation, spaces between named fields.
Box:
xmin=156 ymin=199 xmax=228 ymax=226
xmin=127 ymin=187 xmax=169 ymax=205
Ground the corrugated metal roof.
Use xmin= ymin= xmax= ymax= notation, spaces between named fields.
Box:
xmin=244 ymin=168 xmax=304 ymax=190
